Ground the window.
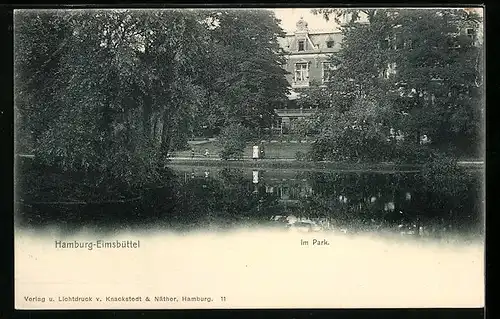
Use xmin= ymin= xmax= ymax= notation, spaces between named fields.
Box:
xmin=326 ymin=40 xmax=335 ymax=48
xmin=298 ymin=40 xmax=305 ymax=51
xmin=322 ymin=62 xmax=335 ymax=83
xmin=466 ymin=28 xmax=476 ymax=44
xmin=294 ymin=63 xmax=309 ymax=83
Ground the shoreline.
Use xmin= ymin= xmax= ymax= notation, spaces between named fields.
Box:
xmin=165 ymin=157 xmax=484 ymax=171
xmin=16 ymin=154 xmax=484 ymax=172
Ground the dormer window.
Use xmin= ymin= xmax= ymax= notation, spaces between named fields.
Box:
xmin=326 ymin=40 xmax=335 ymax=48
xmin=298 ymin=40 xmax=305 ymax=51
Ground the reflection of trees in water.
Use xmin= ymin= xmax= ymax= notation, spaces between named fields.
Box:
xmin=17 ymin=168 xmax=282 ymax=230
xmin=17 ymin=164 xmax=482 ymax=235
xmin=174 ymin=168 xmax=281 ymax=226
xmin=410 ymin=168 xmax=482 ymax=231
xmin=301 ymin=173 xmax=401 ymax=228
xmin=301 ymin=170 xmax=481 ymax=233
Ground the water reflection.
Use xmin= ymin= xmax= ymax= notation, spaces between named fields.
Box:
xmin=16 ymin=165 xmax=483 ymax=240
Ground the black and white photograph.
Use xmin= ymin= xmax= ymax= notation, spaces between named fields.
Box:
xmin=14 ymin=7 xmax=484 ymax=309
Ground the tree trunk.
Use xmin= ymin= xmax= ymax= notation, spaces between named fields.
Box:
xmin=123 ymin=109 xmax=133 ymax=152
xmin=152 ymin=114 xmax=158 ymax=144
xmin=142 ymin=92 xmax=152 ymax=142
xmin=100 ymin=70 xmax=115 ymax=159
xmin=160 ymin=108 xmax=172 ymax=157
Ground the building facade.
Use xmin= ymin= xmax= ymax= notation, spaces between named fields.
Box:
xmin=273 ymin=12 xmax=482 ymax=135
xmin=278 ymin=17 xmax=342 ymax=89
xmin=273 ymin=17 xmax=341 ymax=133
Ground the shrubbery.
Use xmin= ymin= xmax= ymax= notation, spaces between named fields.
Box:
xmin=295 ymin=151 xmax=312 ymax=161
xmin=218 ymin=123 xmax=251 ymax=160
xmin=303 ymin=97 xmax=441 ymax=164
xmin=391 ymin=142 xmax=437 ymax=164
xmin=308 ymin=126 xmax=392 ymax=163
xmin=308 ymin=134 xmax=441 ymax=164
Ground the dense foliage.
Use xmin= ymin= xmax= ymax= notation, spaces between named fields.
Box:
xmin=308 ymin=8 xmax=483 ymax=162
xmin=217 ymin=122 xmax=251 ymax=160
xmin=15 ymin=9 xmax=290 ymax=187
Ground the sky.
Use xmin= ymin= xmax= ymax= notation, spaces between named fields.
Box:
xmin=271 ymin=8 xmax=340 ymax=33
xmin=271 ymin=7 xmax=483 ymax=33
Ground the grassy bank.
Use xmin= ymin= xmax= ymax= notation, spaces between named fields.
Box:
xmin=173 ymin=140 xmax=312 ymax=159
xmin=171 ymin=139 xmax=484 ymax=164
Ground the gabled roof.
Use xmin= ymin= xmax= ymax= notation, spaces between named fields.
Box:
xmin=279 ymin=17 xmax=343 ymax=54
xmin=284 ymin=28 xmax=341 ymax=36
xmin=278 ymin=31 xmax=343 ymax=53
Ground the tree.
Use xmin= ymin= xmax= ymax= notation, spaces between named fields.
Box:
xmin=311 ymin=97 xmax=395 ymax=162
xmin=310 ymin=8 xmax=483 ymax=160
xmin=15 ymin=9 xmax=291 ymax=191
xmin=217 ymin=122 xmax=251 ymax=160
xmin=391 ymin=9 xmax=483 ymax=155
xmin=295 ymin=85 xmax=334 ymax=110
xmin=14 ymin=10 xmax=73 ymax=153
xmin=195 ymin=10 xmax=291 ymax=138
xmin=15 ymin=9 xmax=210 ymax=186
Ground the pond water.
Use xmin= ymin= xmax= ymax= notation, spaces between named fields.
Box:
xmin=16 ymin=165 xmax=484 ymax=241
xmin=14 ymin=165 xmax=485 ymax=309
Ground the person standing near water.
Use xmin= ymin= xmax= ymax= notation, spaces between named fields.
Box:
xmin=252 ymin=145 xmax=259 ymax=161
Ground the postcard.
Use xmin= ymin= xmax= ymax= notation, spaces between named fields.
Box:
xmin=14 ymin=7 xmax=485 ymax=309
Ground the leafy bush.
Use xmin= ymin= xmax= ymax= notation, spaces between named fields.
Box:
xmin=218 ymin=123 xmax=251 ymax=160
xmin=392 ymin=142 xmax=437 ymax=164
xmin=305 ymin=97 xmax=399 ymax=162
xmin=309 ymin=124 xmax=392 ymax=163
xmin=295 ymin=151 xmax=307 ymax=161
